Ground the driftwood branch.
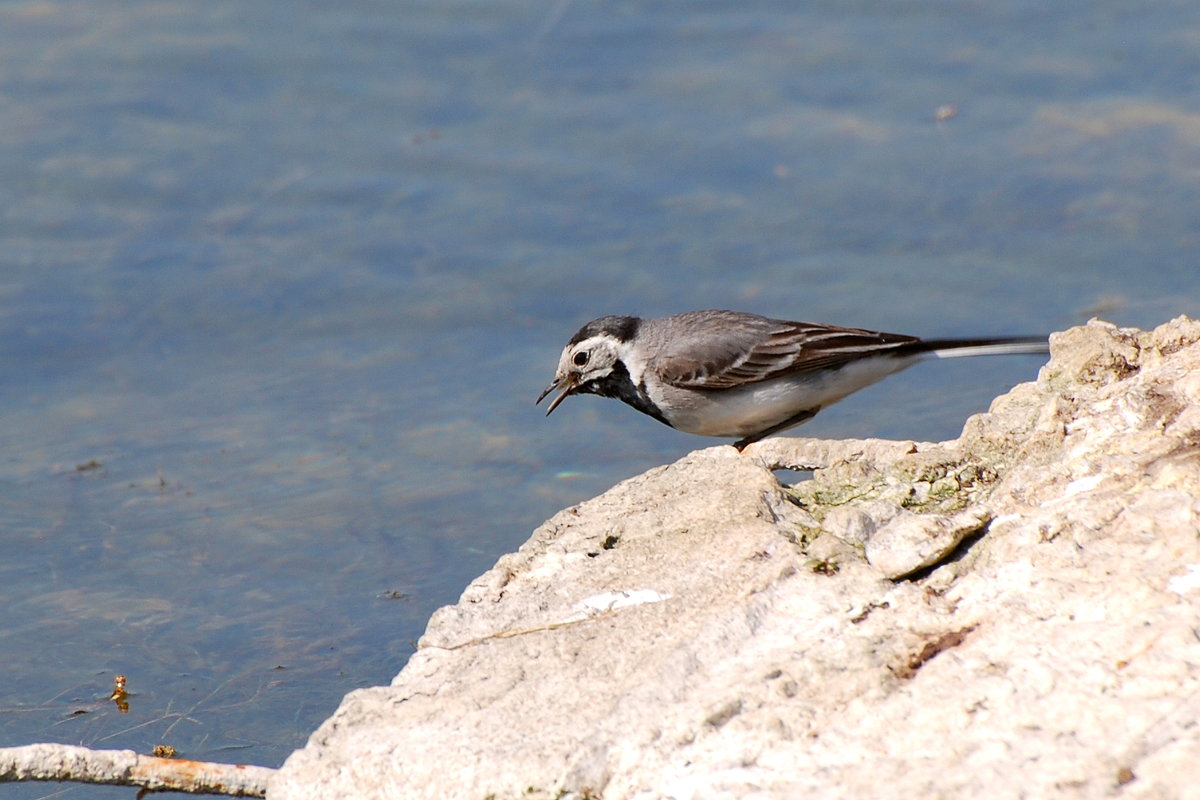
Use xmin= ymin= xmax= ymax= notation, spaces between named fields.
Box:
xmin=0 ymin=743 xmax=274 ymax=797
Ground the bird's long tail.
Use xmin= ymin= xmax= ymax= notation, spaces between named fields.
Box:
xmin=919 ymin=336 xmax=1049 ymax=359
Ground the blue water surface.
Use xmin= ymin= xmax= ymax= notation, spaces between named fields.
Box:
xmin=2 ymin=1 xmax=1198 ymax=796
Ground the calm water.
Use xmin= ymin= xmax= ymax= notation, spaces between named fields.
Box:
xmin=2 ymin=1 xmax=1198 ymax=796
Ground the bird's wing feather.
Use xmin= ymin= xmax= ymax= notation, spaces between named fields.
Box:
xmin=650 ymin=312 xmax=920 ymax=389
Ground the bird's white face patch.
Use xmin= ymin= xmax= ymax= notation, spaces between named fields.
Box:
xmin=558 ymin=335 xmax=622 ymax=385
xmin=539 ymin=333 xmax=646 ymax=416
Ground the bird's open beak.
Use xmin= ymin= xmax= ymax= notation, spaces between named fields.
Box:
xmin=536 ymin=374 xmax=577 ymax=416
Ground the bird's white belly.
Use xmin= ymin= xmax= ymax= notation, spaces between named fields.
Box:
xmin=654 ymin=356 xmax=918 ymax=438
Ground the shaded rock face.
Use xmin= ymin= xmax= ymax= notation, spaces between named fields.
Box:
xmin=270 ymin=318 xmax=1200 ymax=800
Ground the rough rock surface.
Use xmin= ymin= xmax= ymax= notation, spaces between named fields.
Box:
xmin=270 ymin=318 xmax=1200 ymax=800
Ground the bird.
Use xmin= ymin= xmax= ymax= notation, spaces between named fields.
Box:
xmin=536 ymin=310 xmax=1050 ymax=450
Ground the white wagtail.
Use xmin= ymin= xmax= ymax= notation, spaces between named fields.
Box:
xmin=536 ymin=310 xmax=1049 ymax=449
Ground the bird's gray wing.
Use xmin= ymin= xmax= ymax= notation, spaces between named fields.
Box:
xmin=651 ymin=311 xmax=920 ymax=389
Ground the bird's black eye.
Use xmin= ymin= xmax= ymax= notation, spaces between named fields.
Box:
xmin=573 ymin=351 xmax=589 ymax=367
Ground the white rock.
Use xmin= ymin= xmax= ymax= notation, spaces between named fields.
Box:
xmin=270 ymin=316 xmax=1200 ymax=800
xmin=864 ymin=506 xmax=992 ymax=579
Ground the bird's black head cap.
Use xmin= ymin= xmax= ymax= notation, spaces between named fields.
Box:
xmin=568 ymin=315 xmax=642 ymax=346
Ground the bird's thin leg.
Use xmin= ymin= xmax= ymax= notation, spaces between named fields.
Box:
xmin=733 ymin=407 xmax=820 ymax=451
